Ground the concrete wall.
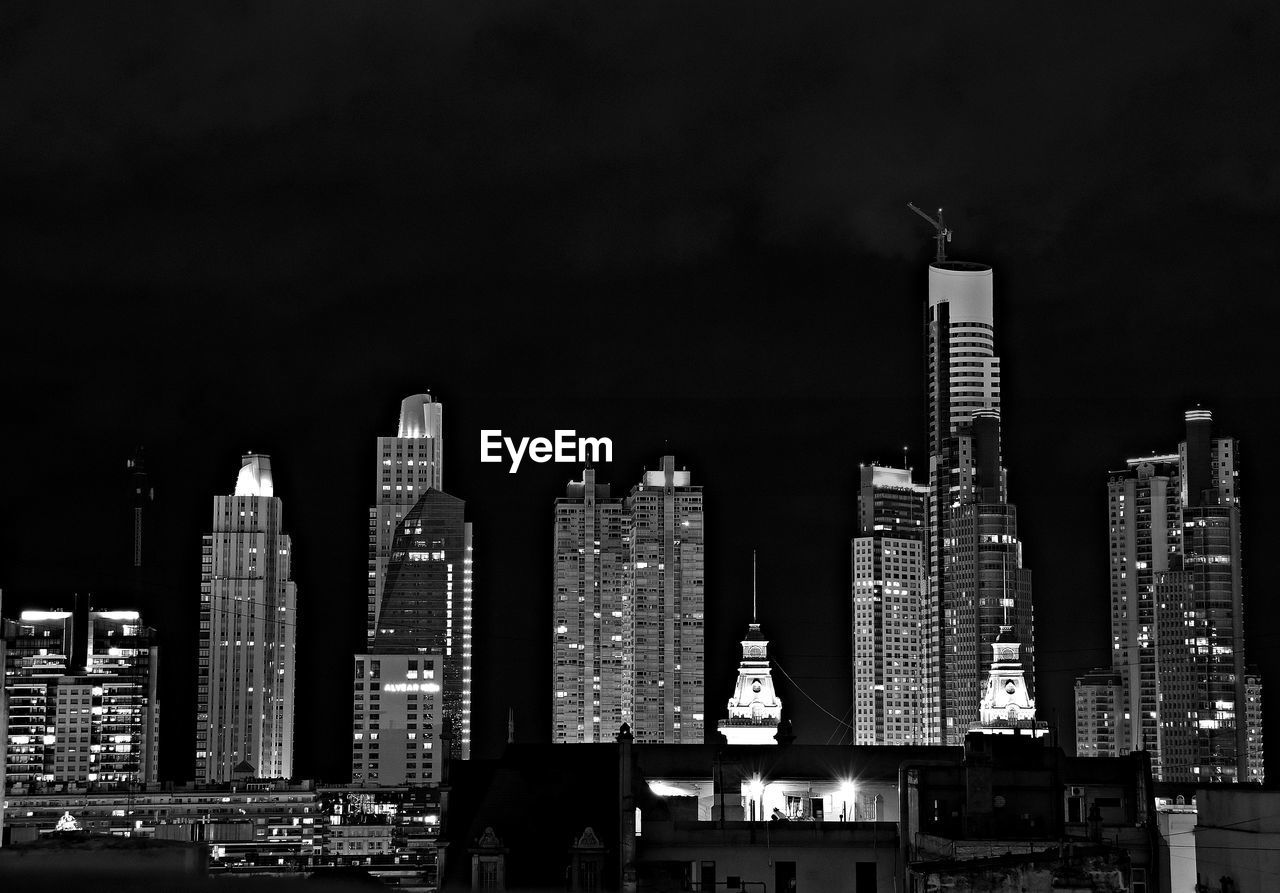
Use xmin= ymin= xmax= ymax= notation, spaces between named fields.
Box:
xmin=1196 ymin=789 xmax=1280 ymax=893
xmin=639 ymin=821 xmax=899 ymax=893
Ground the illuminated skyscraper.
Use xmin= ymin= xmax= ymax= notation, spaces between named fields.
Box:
xmin=625 ymin=456 xmax=704 ymax=744
xmin=552 ymin=468 xmax=628 ymax=743
xmin=356 ymin=395 xmax=471 ymax=775
xmin=1076 ymin=410 xmax=1264 ymax=784
xmin=195 ymin=454 xmax=297 ymax=781
xmin=369 ymin=394 xmax=444 ymax=645
xmin=361 ymin=489 xmax=473 ymax=766
xmin=4 ymin=599 xmax=160 ymax=786
xmin=924 ymin=261 xmax=1035 ymax=745
xmin=851 ymin=465 xmax=927 ymax=745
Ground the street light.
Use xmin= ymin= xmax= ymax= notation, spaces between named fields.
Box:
xmin=839 ymin=781 xmax=857 ymax=822
xmin=748 ymin=777 xmax=764 ymax=822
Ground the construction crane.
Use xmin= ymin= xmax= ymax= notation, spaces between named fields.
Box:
xmin=907 ymin=202 xmax=951 ymax=264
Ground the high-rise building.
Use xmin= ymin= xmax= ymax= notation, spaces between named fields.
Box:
xmin=552 ymin=468 xmax=628 ymax=743
xmin=851 ymin=465 xmax=928 ymax=745
xmin=1075 ymin=410 xmax=1264 ymax=784
xmin=351 ymin=653 xmax=444 ymax=786
xmin=356 ymin=395 xmax=472 ymax=777
xmin=369 ymin=395 xmax=444 ymax=645
xmin=360 ymin=488 xmax=473 ymax=768
xmin=625 ymin=456 xmax=705 ymax=744
xmin=4 ymin=599 xmax=160 ymax=786
xmin=195 ymin=454 xmax=297 ymax=782
xmin=1073 ymin=670 xmax=1123 ymax=758
xmin=924 ymin=261 xmax=1035 ymax=745
xmin=719 ymin=559 xmax=782 ymax=745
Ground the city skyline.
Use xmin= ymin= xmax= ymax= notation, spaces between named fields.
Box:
xmin=5 ymin=4 xmax=1280 ymax=785
xmin=1075 ymin=410 xmax=1264 ymax=783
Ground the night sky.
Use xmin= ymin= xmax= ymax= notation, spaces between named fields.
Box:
xmin=4 ymin=3 xmax=1280 ymax=783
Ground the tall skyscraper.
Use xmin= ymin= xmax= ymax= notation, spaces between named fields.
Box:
xmin=369 ymin=394 xmax=444 ymax=645
xmin=195 ymin=454 xmax=297 ymax=781
xmin=851 ymin=465 xmax=928 ymax=745
xmin=4 ymin=598 xmax=160 ymax=786
xmin=552 ymin=468 xmax=628 ymax=743
xmin=625 ymin=456 xmax=704 ymax=744
xmin=360 ymin=489 xmax=473 ymax=767
xmin=356 ymin=396 xmax=471 ymax=776
xmin=924 ymin=260 xmax=1035 ymax=745
xmin=1076 ymin=410 xmax=1264 ymax=783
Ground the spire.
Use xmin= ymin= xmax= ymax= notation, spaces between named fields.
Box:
xmin=752 ymin=550 xmax=758 ymax=623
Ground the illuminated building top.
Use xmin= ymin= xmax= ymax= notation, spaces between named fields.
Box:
xmin=398 ymin=393 xmax=442 ymax=440
xmin=973 ymin=626 xmax=1047 ymax=737
xmin=234 ymin=453 xmax=274 ymax=497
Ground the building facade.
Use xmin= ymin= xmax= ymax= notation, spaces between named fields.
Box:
xmin=553 ymin=468 xmax=629 ymax=743
xmin=924 ymin=261 xmax=1034 ymax=745
xmin=552 ymin=458 xmax=705 ymax=746
xmin=369 ymin=394 xmax=444 ymax=646
xmin=351 ymin=653 xmax=443 ymax=786
xmin=851 ymin=465 xmax=928 ymax=745
xmin=1073 ymin=670 xmax=1123 ymax=758
xmin=625 ymin=456 xmax=705 ymax=744
xmin=3 ymin=602 xmax=159 ymax=788
xmin=361 ymin=487 xmax=472 ymax=765
xmin=195 ymin=454 xmax=297 ymax=782
xmin=1075 ymin=410 xmax=1263 ymax=784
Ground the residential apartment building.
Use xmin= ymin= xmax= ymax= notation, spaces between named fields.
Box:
xmin=625 ymin=456 xmax=705 ymax=744
xmin=552 ymin=468 xmax=628 ymax=743
xmin=1075 ymin=410 xmax=1263 ymax=784
xmin=553 ymin=458 xmax=704 ymax=745
xmin=3 ymin=600 xmax=159 ymax=787
xmin=851 ymin=465 xmax=928 ymax=745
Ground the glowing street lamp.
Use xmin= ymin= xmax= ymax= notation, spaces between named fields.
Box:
xmin=747 ymin=776 xmax=765 ymax=822
xmin=839 ymin=780 xmax=857 ymax=822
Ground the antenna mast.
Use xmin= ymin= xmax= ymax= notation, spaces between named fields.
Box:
xmin=752 ymin=550 xmax=757 ymax=622
xmin=907 ymin=202 xmax=952 ymax=263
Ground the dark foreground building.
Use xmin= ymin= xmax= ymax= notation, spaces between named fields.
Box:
xmin=435 ymin=728 xmax=1157 ymax=893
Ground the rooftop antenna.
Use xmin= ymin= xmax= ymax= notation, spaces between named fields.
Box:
xmin=752 ymin=550 xmax=758 ymax=622
xmin=1001 ymin=552 xmax=1010 ymax=627
xmin=902 ymin=444 xmax=910 ymax=472
xmin=907 ymin=202 xmax=952 ymax=263
xmin=507 ymin=707 xmax=515 ymax=744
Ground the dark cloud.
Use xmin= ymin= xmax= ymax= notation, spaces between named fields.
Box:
xmin=5 ymin=2 xmax=1276 ymax=294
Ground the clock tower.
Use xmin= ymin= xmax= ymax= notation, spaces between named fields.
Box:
xmin=974 ymin=626 xmax=1049 ymax=736
xmin=719 ymin=556 xmax=784 ymax=745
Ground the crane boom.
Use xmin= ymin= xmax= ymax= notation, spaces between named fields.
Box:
xmin=907 ymin=202 xmax=952 ymax=263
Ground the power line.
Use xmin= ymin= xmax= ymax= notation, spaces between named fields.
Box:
xmin=773 ymin=658 xmax=857 ymax=734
